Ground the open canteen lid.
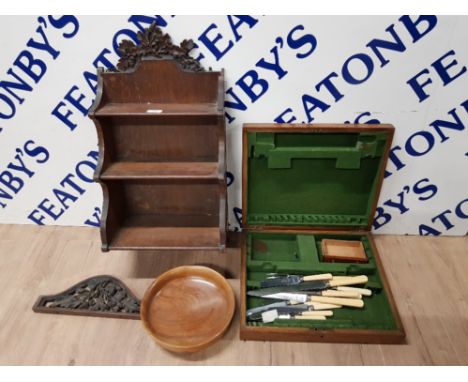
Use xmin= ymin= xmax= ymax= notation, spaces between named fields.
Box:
xmin=242 ymin=124 xmax=394 ymax=231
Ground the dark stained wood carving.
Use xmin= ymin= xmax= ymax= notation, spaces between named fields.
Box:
xmin=33 ymin=276 xmax=140 ymax=320
xmin=116 ymin=22 xmax=205 ymax=72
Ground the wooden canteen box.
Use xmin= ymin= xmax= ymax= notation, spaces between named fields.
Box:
xmin=240 ymin=124 xmax=405 ymax=343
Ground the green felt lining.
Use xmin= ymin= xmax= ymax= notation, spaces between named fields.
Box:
xmin=246 ymin=131 xmax=389 ymax=228
xmin=246 ymin=232 xmax=397 ymax=331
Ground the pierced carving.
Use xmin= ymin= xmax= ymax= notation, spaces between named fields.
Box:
xmin=33 ymin=275 xmax=140 ymax=320
xmin=115 ymin=22 xmax=205 ymax=72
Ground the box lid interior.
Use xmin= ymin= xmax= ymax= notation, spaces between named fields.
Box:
xmin=245 ymin=126 xmax=393 ymax=230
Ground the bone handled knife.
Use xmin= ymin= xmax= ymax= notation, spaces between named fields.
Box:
xmin=248 ymin=275 xmax=368 ymax=297
xmin=268 ymin=293 xmax=363 ymax=308
xmin=247 ymin=289 xmax=361 ymax=301
xmin=256 ymin=308 xmax=334 ymax=322
xmin=335 ymin=286 xmax=372 ymax=296
xmin=279 ymin=314 xmax=327 ymax=321
xmin=260 ymin=273 xmax=333 ymax=288
xmin=248 ymin=289 xmax=359 ymax=302
xmin=326 ymin=275 xmax=368 ymax=287
xmin=316 ymin=290 xmax=362 ymax=298
xmin=283 ymin=275 xmax=368 ymax=291
xmin=258 ymin=275 xmax=368 ymax=293
xmin=247 ymin=291 xmax=364 ymax=308
xmin=300 ymin=310 xmax=333 ymax=317
xmin=246 ymin=301 xmax=341 ymax=318
xmin=261 ymin=309 xmax=327 ymax=323
xmin=307 ymin=303 xmax=342 ymax=309
xmin=307 ymin=296 xmax=364 ymax=308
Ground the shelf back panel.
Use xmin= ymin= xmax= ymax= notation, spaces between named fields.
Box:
xmin=100 ymin=59 xmax=221 ymax=105
xmin=103 ymin=117 xmax=218 ymax=162
xmin=118 ymin=182 xmax=220 ymax=219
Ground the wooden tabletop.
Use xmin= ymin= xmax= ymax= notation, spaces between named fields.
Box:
xmin=0 ymin=224 xmax=467 ymax=365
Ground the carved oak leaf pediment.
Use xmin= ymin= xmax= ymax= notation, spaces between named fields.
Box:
xmin=115 ymin=22 xmax=206 ymax=72
xmin=33 ymin=275 xmax=141 ymax=319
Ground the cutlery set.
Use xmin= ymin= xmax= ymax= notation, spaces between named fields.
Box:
xmin=247 ymin=273 xmax=371 ymax=323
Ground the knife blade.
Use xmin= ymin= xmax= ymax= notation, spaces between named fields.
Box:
xmin=248 ymin=306 xmax=308 ymax=321
xmin=253 ymin=275 xmax=368 ymax=294
xmin=246 ymin=301 xmax=303 ymax=318
xmin=260 ymin=273 xmax=333 ymax=288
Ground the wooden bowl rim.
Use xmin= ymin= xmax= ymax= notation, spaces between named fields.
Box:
xmin=140 ymin=265 xmax=235 ymax=353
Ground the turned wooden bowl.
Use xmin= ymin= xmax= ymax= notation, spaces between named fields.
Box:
xmin=140 ymin=266 xmax=235 ymax=353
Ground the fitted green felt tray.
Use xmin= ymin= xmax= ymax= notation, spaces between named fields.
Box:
xmin=246 ymin=231 xmax=393 ymax=331
xmin=240 ymin=124 xmax=405 ymax=343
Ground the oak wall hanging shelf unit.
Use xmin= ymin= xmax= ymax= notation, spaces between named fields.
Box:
xmin=89 ymin=24 xmax=227 ymax=251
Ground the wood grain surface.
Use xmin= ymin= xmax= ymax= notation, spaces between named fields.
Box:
xmin=0 ymin=224 xmax=467 ymax=365
xmin=140 ymin=266 xmax=235 ymax=353
xmin=89 ymin=60 xmax=227 ymax=251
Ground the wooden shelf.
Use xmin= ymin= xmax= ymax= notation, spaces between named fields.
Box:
xmin=109 ymin=226 xmax=222 ymax=250
xmin=101 ymin=162 xmax=220 ymax=181
xmin=89 ymin=59 xmax=226 ymax=251
xmin=123 ymin=214 xmax=219 ymax=228
xmin=95 ymin=102 xmax=219 ymax=117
